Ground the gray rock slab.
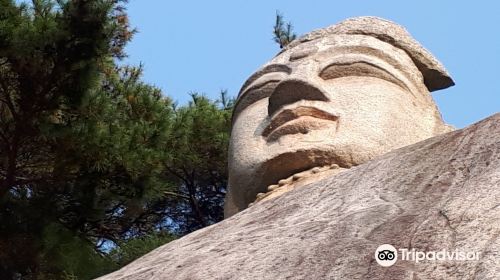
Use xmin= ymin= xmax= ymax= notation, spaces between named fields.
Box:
xmin=98 ymin=113 xmax=500 ymax=280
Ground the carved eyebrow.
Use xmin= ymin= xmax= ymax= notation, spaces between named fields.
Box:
xmin=238 ymin=64 xmax=292 ymax=97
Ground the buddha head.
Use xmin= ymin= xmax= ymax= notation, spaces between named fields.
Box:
xmin=225 ymin=17 xmax=454 ymax=217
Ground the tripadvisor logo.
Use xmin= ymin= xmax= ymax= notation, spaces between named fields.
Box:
xmin=375 ymin=244 xmax=397 ymax=267
xmin=375 ymin=244 xmax=480 ymax=267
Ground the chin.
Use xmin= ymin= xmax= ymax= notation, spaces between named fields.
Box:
xmin=259 ymin=147 xmax=342 ymax=186
xmin=265 ymin=137 xmax=379 ymax=172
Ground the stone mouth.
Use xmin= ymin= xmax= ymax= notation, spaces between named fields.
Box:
xmin=263 ymin=106 xmax=338 ymax=141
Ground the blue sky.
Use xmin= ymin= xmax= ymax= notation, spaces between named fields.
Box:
xmin=124 ymin=1 xmax=499 ymax=128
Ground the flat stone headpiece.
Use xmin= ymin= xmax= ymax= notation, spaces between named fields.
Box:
xmin=281 ymin=16 xmax=454 ymax=92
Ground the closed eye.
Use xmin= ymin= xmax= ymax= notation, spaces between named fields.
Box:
xmin=319 ymin=61 xmax=410 ymax=92
xmin=232 ymin=80 xmax=280 ymax=119
xmin=233 ymin=71 xmax=289 ymax=120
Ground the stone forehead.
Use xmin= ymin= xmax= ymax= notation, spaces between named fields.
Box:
xmin=278 ymin=16 xmax=454 ymax=92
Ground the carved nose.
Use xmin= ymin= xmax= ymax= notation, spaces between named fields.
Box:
xmin=268 ymin=79 xmax=330 ymax=116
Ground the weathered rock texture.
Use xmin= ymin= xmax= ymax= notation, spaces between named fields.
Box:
xmin=98 ymin=113 xmax=500 ymax=280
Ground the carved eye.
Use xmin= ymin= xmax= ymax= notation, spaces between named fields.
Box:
xmin=243 ymin=81 xmax=280 ymax=104
xmin=319 ymin=62 xmax=409 ymax=91
xmin=289 ymin=45 xmax=318 ymax=61
xmin=233 ymin=80 xmax=280 ymax=117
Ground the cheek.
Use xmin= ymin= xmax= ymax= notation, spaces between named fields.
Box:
xmin=229 ymin=99 xmax=269 ymax=167
xmin=326 ymin=79 xmax=432 ymax=148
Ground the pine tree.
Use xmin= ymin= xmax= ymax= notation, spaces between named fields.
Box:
xmin=273 ymin=11 xmax=297 ymax=48
xmin=161 ymin=91 xmax=233 ymax=234
xmin=0 ymin=1 xmax=174 ymax=278
xmin=0 ymin=1 xmax=234 ymax=278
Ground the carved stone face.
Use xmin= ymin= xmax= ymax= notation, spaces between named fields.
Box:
xmin=225 ymin=17 xmax=454 ymax=217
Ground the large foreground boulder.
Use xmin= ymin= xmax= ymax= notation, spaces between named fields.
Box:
xmin=99 ymin=114 xmax=500 ymax=280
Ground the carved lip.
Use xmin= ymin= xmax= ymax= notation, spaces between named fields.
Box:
xmin=263 ymin=106 xmax=339 ymax=141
